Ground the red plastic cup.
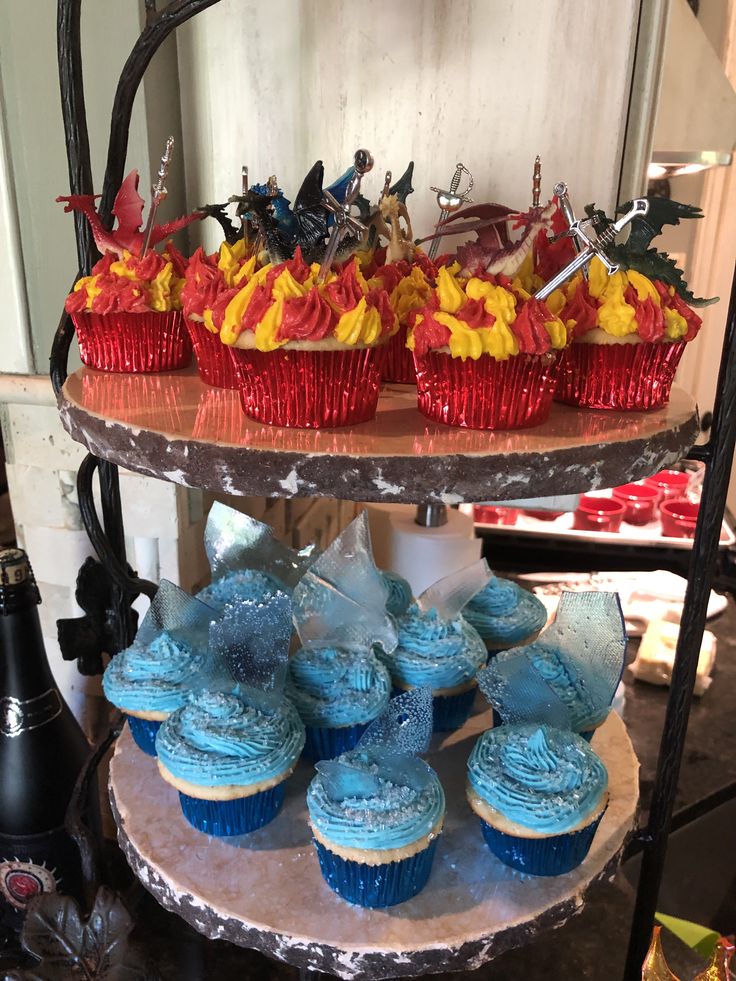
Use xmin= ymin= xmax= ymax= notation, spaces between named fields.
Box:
xmin=473 ymin=505 xmax=519 ymax=526
xmin=611 ymin=482 xmax=661 ymax=526
xmin=643 ymin=469 xmax=691 ymax=503
xmin=660 ymin=498 xmax=699 ymax=538
xmin=523 ymin=509 xmax=564 ymax=521
xmin=572 ymin=495 xmax=625 ymax=533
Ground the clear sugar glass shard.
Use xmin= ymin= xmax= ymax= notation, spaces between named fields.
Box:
xmin=358 ymin=687 xmax=433 ymax=756
xmin=315 ymin=759 xmax=383 ymax=801
xmin=204 ymin=501 xmax=318 ymax=591
xmin=136 ymin=580 xmax=215 ymax=651
xmin=545 ymin=590 xmax=626 ymax=711
xmin=292 ymin=512 xmax=397 ymax=653
xmin=375 ymin=752 xmax=433 ymax=793
xmin=417 ymin=558 xmax=493 ymax=620
xmin=477 ymin=658 xmax=571 ymax=727
xmin=208 ymin=590 xmax=292 ymax=691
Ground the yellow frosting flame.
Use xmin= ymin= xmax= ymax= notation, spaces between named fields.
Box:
xmin=335 ymin=297 xmax=382 ymax=346
xmin=254 ymin=297 xmax=284 ymax=351
xmin=220 ymin=264 xmax=272 ymax=345
xmin=436 ymin=266 xmax=467 ymax=313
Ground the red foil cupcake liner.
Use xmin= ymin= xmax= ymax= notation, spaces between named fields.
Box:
xmin=184 ymin=317 xmax=239 ymax=389
xmin=72 ymin=311 xmax=191 ymax=373
xmin=555 ymin=340 xmax=687 ymax=410
xmin=381 ymin=325 xmax=416 ymax=384
xmin=229 ymin=346 xmax=383 ymax=428
xmin=413 ymin=351 xmax=559 ymax=430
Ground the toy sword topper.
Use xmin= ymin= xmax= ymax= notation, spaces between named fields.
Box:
xmin=553 ymin=179 xmax=587 ymax=278
xmin=531 ymin=155 xmax=542 ymax=210
xmin=317 ymin=148 xmax=374 ymax=282
xmin=141 ymin=135 xmax=175 ymax=256
xmin=534 ymin=197 xmax=649 ymax=300
xmin=428 ymin=162 xmax=473 ymax=261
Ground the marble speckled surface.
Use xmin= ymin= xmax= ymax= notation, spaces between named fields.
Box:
xmin=109 ymin=706 xmax=639 ymax=980
xmin=60 ymin=368 xmax=699 ymax=504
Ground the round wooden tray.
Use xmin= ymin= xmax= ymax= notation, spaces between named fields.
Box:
xmin=109 ymin=706 xmax=639 ymax=979
xmin=59 ymin=367 xmax=699 ymax=504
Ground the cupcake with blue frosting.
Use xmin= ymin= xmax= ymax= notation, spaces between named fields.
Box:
xmin=102 ymin=581 xmax=220 ymax=756
xmin=478 ymin=591 xmax=627 ymax=739
xmin=466 ymin=723 xmax=608 ymax=876
xmin=307 ymin=688 xmax=444 ymax=907
xmin=286 ymin=647 xmax=391 ymax=762
xmin=463 ymin=575 xmax=548 ymax=657
xmin=196 ymin=501 xmax=317 ymax=611
xmin=156 ymin=686 xmax=305 ymax=836
xmin=156 ymin=589 xmax=305 ymax=836
xmin=377 ymin=559 xmax=492 ymax=732
xmin=290 ymin=512 xmax=400 ymax=760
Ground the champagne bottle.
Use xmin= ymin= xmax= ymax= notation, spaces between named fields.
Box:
xmin=0 ymin=547 xmax=89 ymax=931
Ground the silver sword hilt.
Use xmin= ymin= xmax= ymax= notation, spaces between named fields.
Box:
xmin=141 ymin=135 xmax=174 ymax=255
xmin=534 ymin=198 xmax=649 ymax=300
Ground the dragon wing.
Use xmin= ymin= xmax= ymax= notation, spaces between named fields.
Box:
xmin=112 ymin=171 xmax=146 ymax=247
xmin=293 ymin=159 xmax=330 ymax=257
xmin=617 ymin=197 xmax=703 ymax=253
xmin=389 ymin=161 xmax=415 ymax=203
xmin=325 ymin=165 xmax=355 ymax=204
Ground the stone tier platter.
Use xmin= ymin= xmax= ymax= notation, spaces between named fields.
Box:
xmin=110 ymin=705 xmax=639 ymax=980
xmin=59 ymin=367 xmax=699 ymax=504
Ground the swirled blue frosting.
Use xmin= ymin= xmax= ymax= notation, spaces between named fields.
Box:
xmin=377 ymin=604 xmax=486 ymax=691
xmin=196 ymin=570 xmax=281 ymax=611
xmin=307 ymin=745 xmax=445 ymax=850
xmin=103 ymin=632 xmax=210 ymax=714
xmin=286 ymin=647 xmax=391 ymax=728
xmin=155 ymin=686 xmax=305 ymax=788
xmin=525 ymin=644 xmax=604 ymax=730
xmin=463 ymin=577 xmax=548 ymax=648
xmin=380 ymin=571 xmax=413 ymax=618
xmin=467 ymin=724 xmax=608 ymax=834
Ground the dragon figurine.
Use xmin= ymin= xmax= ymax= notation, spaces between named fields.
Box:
xmin=581 ymin=197 xmax=718 ymax=307
xmin=56 ymin=170 xmax=203 ymax=257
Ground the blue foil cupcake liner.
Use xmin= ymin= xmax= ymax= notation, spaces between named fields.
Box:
xmin=127 ymin=716 xmax=161 ymax=757
xmin=179 ymin=782 xmax=285 ymax=837
xmin=314 ymin=837 xmax=438 ymax=907
xmin=478 ymin=809 xmax=605 ymax=876
xmin=303 ymin=722 xmax=370 ymax=763
xmin=432 ymin=688 xmax=476 ymax=732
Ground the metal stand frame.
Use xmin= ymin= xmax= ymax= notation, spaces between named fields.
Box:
xmin=48 ymin=2 xmax=736 ymax=977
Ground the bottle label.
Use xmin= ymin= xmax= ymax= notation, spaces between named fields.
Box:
xmin=0 ymin=690 xmax=62 ymax=738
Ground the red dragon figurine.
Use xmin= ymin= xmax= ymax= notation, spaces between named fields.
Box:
xmin=57 ymin=170 xmax=203 ymax=258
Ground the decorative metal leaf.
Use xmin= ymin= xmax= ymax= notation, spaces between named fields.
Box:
xmin=19 ymin=887 xmax=149 ymax=979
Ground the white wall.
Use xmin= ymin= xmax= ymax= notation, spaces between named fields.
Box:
xmin=177 ymin=0 xmax=640 ymax=253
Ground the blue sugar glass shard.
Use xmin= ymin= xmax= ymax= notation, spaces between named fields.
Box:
xmin=208 ymin=591 xmax=292 ymax=691
xmin=204 ymin=501 xmax=318 ymax=591
xmin=358 ymin=687 xmax=433 ymax=756
xmin=136 ymin=580 xmax=215 ymax=653
xmin=477 ymin=659 xmax=571 ymax=728
xmin=292 ymin=512 xmax=397 ymax=654
xmin=417 ymin=559 xmax=493 ymax=620
xmin=375 ymin=752 xmax=433 ymax=793
xmin=543 ymin=591 xmax=626 ymax=713
xmin=316 ymin=759 xmax=383 ymax=801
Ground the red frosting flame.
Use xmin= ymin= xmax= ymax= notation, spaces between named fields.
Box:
xmin=278 ymin=289 xmax=336 ymax=342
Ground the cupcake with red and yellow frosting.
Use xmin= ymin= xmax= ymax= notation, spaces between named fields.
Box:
xmin=366 ymin=250 xmax=438 ymax=385
xmin=65 ymin=245 xmax=191 ymax=373
xmin=218 ymin=250 xmax=398 ymax=428
xmin=182 ymin=240 xmax=257 ymax=388
xmin=554 ymin=257 xmax=702 ymax=410
xmin=408 ymin=265 xmax=570 ymax=430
